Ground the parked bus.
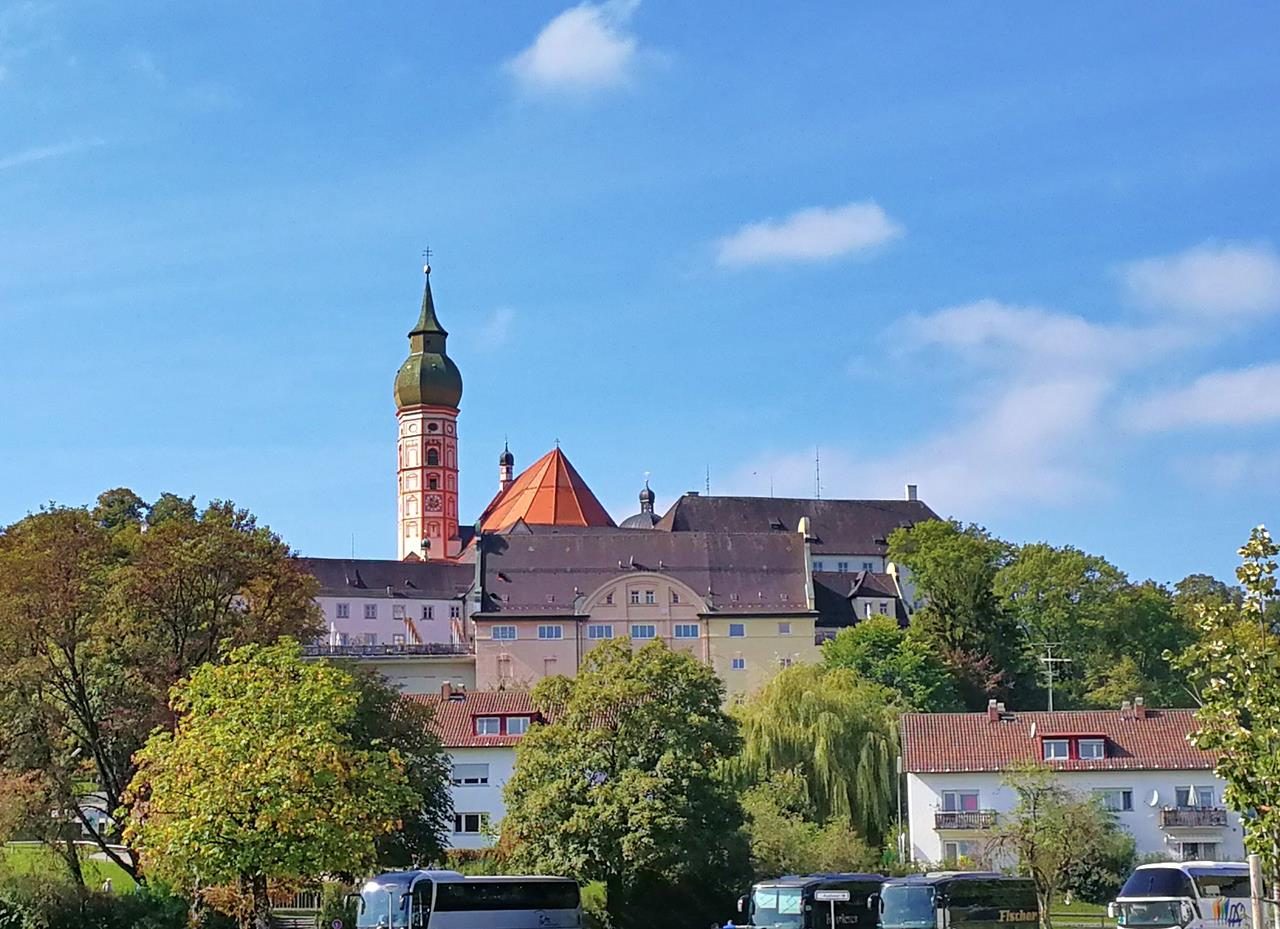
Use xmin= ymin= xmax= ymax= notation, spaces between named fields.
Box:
xmin=739 ymin=873 xmax=885 ymax=929
xmin=880 ymin=873 xmax=1038 ymax=929
xmin=353 ymin=870 xmax=581 ymax=929
xmin=1109 ymin=861 xmax=1252 ymax=929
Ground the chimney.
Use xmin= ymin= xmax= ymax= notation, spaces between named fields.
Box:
xmin=905 ymin=484 xmax=918 ymax=501
xmin=1134 ymin=696 xmax=1147 ymax=719
xmin=441 ymin=681 xmax=453 ymax=700
xmin=987 ymin=698 xmax=999 ymax=722
xmin=996 ymin=702 xmax=1006 ymax=716
xmin=1120 ymin=699 xmax=1132 ymax=719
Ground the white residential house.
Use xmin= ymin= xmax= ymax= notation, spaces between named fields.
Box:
xmin=901 ymin=701 xmax=1245 ymax=865
xmin=411 ymin=686 xmax=540 ymax=851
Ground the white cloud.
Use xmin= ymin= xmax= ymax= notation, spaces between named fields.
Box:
xmin=1125 ymin=362 xmax=1280 ymax=432
xmin=509 ymin=1 xmax=641 ymax=94
xmin=1178 ymin=450 xmax=1280 ymax=489
xmin=1122 ymin=241 xmax=1280 ymax=318
xmin=715 ymin=201 xmax=903 ymax=268
xmin=477 ymin=307 xmax=516 ymax=351
xmin=0 ymin=137 xmax=103 ymax=172
xmin=904 ymin=298 xmax=1187 ymax=373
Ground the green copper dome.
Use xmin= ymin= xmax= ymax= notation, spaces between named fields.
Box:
xmin=394 ymin=267 xmax=463 ymax=409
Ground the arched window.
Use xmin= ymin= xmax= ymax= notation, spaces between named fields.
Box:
xmin=428 ymin=476 xmax=439 ymax=490
xmin=426 ymin=448 xmax=440 ymax=466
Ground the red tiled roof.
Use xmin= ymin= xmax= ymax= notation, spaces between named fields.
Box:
xmin=901 ymin=708 xmax=1215 ymax=773
xmin=479 ymin=448 xmax=616 ymax=532
xmin=408 ymin=691 xmax=541 ymax=748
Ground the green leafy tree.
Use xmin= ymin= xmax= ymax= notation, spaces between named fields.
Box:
xmin=730 ymin=664 xmax=897 ymax=843
xmin=1085 ymin=582 xmax=1194 ymax=709
xmin=1172 ymin=526 xmax=1280 ymax=891
xmin=888 ymin=520 xmax=1027 ymax=706
xmin=988 ymin=765 xmax=1126 ymax=929
xmin=0 ymin=494 xmax=321 ymax=885
xmin=124 ymin=640 xmax=416 ymax=929
xmin=740 ymin=770 xmax=877 ymax=879
xmin=822 ymin=616 xmax=963 ymax=711
xmin=146 ymin=492 xmax=197 ymax=527
xmin=343 ymin=665 xmax=453 ymax=869
xmin=501 ymin=640 xmax=748 ymax=929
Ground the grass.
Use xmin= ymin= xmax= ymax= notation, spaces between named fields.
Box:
xmin=2 ymin=842 xmax=137 ymax=890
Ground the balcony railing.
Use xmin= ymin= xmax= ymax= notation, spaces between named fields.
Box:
xmin=1160 ymin=807 xmax=1228 ymax=828
xmin=934 ymin=810 xmax=998 ymax=830
xmin=302 ymin=643 xmax=474 ymax=658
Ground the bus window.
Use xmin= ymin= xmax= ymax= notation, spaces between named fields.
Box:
xmin=358 ymin=885 xmax=409 ymax=928
xmin=1189 ymin=874 xmax=1250 ymax=900
xmin=752 ymin=887 xmax=805 ymax=929
xmin=881 ymin=884 xmax=935 ymax=929
xmin=410 ymin=880 xmax=433 ymax=928
xmin=433 ymin=880 xmax=580 ymax=911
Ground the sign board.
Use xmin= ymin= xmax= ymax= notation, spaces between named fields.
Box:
xmin=815 ymin=891 xmax=851 ymax=903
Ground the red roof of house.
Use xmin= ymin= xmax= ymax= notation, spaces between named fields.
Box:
xmin=479 ymin=448 xmax=615 ymax=533
xmin=408 ymin=690 xmax=541 ymax=748
xmin=901 ymin=708 xmax=1215 ymax=773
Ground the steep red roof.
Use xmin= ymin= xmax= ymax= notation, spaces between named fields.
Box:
xmin=479 ymin=448 xmax=615 ymax=533
xmin=901 ymin=708 xmax=1215 ymax=774
xmin=408 ymin=690 xmax=541 ymax=748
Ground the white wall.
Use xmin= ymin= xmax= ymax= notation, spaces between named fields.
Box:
xmin=447 ymin=745 xmax=517 ymax=850
xmin=907 ymin=770 xmax=1245 ymax=864
xmin=316 ymin=594 xmax=462 ymax=645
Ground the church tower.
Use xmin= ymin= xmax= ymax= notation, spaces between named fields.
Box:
xmin=394 ymin=265 xmax=463 ymax=560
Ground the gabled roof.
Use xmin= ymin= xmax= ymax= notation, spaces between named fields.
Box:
xmin=407 ymin=690 xmax=541 ymax=748
xmin=479 ymin=448 xmax=616 ymax=533
xmin=475 ymin=527 xmax=812 ymax=616
xmin=901 ymin=708 xmax=1214 ymax=773
xmin=298 ymin=557 xmax=473 ymax=599
xmin=655 ymin=494 xmax=939 ymax=556
xmin=813 ymin=570 xmax=909 ymax=627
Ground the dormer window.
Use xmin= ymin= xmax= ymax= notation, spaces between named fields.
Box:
xmin=1043 ymin=739 xmax=1070 ymax=761
xmin=1078 ymin=738 xmax=1106 ymax=760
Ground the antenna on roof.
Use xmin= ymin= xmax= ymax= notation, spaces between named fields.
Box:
xmin=1038 ymin=643 xmax=1072 ymax=712
xmin=815 ymin=446 xmax=822 ymax=500
xmin=705 ymin=464 xmax=710 ymax=496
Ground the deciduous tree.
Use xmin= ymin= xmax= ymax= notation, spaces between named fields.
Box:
xmin=740 ymin=770 xmax=877 ymax=879
xmin=502 ymin=640 xmax=747 ymax=929
xmin=822 ymin=615 xmax=963 ymax=711
xmin=124 ymin=640 xmax=416 ymax=929
xmin=730 ymin=665 xmax=897 ymax=843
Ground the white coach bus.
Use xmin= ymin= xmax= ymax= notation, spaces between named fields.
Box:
xmin=1110 ymin=861 xmax=1252 ymax=929
xmin=354 ymin=870 xmax=582 ymax=929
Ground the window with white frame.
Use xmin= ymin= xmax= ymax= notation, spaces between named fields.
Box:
xmin=778 ymin=622 xmax=792 ymax=635
xmin=393 ymin=605 xmax=406 ymax=620
xmin=630 ymin=624 xmax=656 ymax=640
xmin=1043 ymin=739 xmax=1070 ymax=761
xmin=878 ymin=602 xmax=889 ymax=615
xmin=674 ymin=624 xmax=699 ymax=638
xmin=778 ymin=657 xmax=793 ymax=668
xmin=423 ymin=605 xmax=434 ymax=620
xmin=364 ymin=603 xmax=378 ymax=620
xmin=360 ymin=633 xmax=377 ymax=646
xmin=538 ymin=625 xmax=563 ymax=640
xmin=942 ymin=790 xmax=980 ymax=812
xmin=729 ymin=623 xmax=745 ymax=638
xmin=837 ymin=561 xmax=850 ymax=573
xmin=1095 ymin=788 xmax=1133 ymax=812
xmin=629 ymin=589 xmax=641 ymax=605
xmin=813 ymin=561 xmax=825 ymax=572
xmin=491 ymin=625 xmax=517 ymax=641
xmin=862 ymin=561 xmax=874 ymax=572
xmin=1176 ymin=786 xmax=1216 ymax=808
xmin=588 ymin=624 xmax=613 ymax=640
xmin=336 ymin=603 xmax=350 ymax=619
xmin=392 ymin=634 xmax=405 ymax=645
xmin=453 ymin=812 xmax=489 ymax=834
xmin=605 ymin=591 xmax=614 ymax=605
xmin=506 ymin=716 xmax=530 ymax=735
xmin=451 ymin=763 xmax=490 ymax=786
xmin=864 ymin=603 xmax=873 ymax=618
xmin=450 ymin=604 xmax=461 ymax=619
xmin=1177 ymin=841 xmax=1219 ymax=861
xmin=943 ymin=840 xmax=978 ymax=862
xmin=1078 ymin=738 xmax=1107 ymax=760
xmin=644 ymin=590 xmax=656 ymax=605
xmin=671 ymin=591 xmax=680 ymax=604
xmin=475 ymin=717 xmax=501 ymax=736
xmin=731 ymin=657 xmax=746 ymax=670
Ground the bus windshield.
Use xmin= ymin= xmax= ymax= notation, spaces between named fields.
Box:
xmin=1115 ymin=901 xmax=1184 ymax=928
xmin=357 ymin=880 xmax=411 ymax=929
xmin=752 ymin=886 xmax=805 ymax=929
xmin=881 ymin=885 xmax=936 ymax=929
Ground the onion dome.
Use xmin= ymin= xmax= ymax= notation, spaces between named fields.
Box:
xmin=394 ymin=266 xmax=463 ymax=409
xmin=620 ymin=479 xmax=660 ymax=530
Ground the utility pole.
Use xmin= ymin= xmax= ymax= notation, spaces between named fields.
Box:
xmin=1039 ymin=643 xmax=1072 ymax=712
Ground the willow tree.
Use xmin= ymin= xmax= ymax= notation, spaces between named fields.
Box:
xmin=730 ymin=665 xmax=897 ymax=843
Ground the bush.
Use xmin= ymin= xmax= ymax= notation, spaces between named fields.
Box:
xmin=317 ymin=882 xmax=358 ymax=929
xmin=0 ymin=871 xmax=227 ymax=929
xmin=581 ymin=882 xmax=610 ymax=929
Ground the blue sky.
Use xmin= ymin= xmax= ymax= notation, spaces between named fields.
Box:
xmin=2 ymin=1 xmax=1278 ymax=585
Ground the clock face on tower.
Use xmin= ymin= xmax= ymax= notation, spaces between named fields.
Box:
xmin=425 ymin=494 xmax=443 ymax=512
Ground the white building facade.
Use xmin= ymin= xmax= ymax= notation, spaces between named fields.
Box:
xmin=412 ymin=687 xmax=538 ymax=851
xmin=901 ymin=703 xmax=1245 ymax=865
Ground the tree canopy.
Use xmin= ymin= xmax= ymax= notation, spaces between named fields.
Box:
xmin=822 ymin=615 xmax=963 ymax=711
xmin=501 ymin=639 xmax=747 ymax=929
xmin=124 ymin=640 xmax=417 ymax=929
xmin=729 ymin=664 xmax=897 ymax=844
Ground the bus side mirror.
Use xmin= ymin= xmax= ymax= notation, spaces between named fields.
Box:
xmin=1106 ymin=904 xmax=1117 ymax=920
xmin=868 ymin=894 xmax=882 ymax=913
xmin=1179 ymin=902 xmax=1195 ymax=927
xmin=738 ymin=896 xmax=747 ymax=913
xmin=345 ymin=893 xmax=364 ymax=914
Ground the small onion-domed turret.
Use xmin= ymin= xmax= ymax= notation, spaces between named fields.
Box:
xmin=620 ymin=478 xmax=660 ymax=529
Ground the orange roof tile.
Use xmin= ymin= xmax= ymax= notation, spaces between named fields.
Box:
xmin=479 ymin=447 xmax=615 ymax=532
